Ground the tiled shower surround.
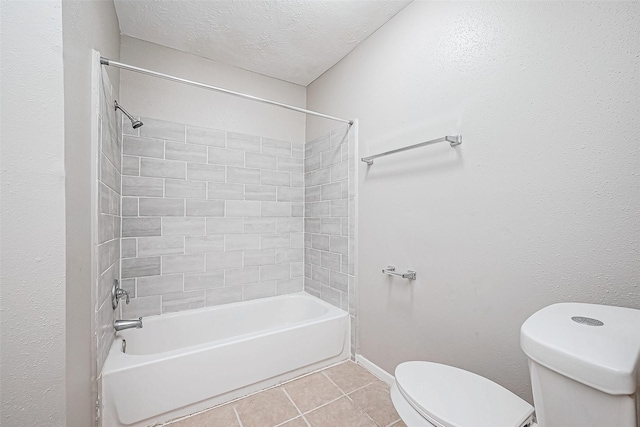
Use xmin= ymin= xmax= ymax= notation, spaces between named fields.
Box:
xmin=303 ymin=125 xmax=356 ymax=354
xmin=116 ymin=116 xmax=356 ymax=354
xmin=119 ymin=118 xmax=306 ymax=317
xmin=96 ymin=68 xmax=122 ymax=372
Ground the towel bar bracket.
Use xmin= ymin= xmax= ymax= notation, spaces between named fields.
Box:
xmin=382 ymin=266 xmax=417 ymax=280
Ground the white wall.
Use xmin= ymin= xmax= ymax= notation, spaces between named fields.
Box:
xmin=62 ymin=2 xmax=121 ymax=425
xmin=0 ymin=1 xmax=67 ymax=425
xmin=120 ymin=36 xmax=306 ymax=144
xmin=307 ymin=1 xmax=640 ymax=402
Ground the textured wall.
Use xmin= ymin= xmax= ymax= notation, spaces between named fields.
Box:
xmin=118 ymin=117 xmax=304 ymax=317
xmin=61 ymin=1 xmax=121 ymax=425
xmin=307 ymin=1 xmax=640 ymax=403
xmin=120 ymin=36 xmax=306 ymax=144
xmin=304 ymin=124 xmax=357 ymax=355
xmin=0 ymin=2 xmax=67 ymax=425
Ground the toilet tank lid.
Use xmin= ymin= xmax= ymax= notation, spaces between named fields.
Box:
xmin=521 ymin=302 xmax=640 ymax=395
xmin=395 ymin=362 xmax=534 ymax=427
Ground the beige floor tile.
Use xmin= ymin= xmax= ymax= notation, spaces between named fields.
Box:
xmin=323 ymin=361 xmax=378 ymax=394
xmin=167 ymin=404 xmax=240 ymax=427
xmin=233 ymin=387 xmax=300 ymax=427
xmin=305 ymin=396 xmax=377 ymax=427
xmin=279 ymin=416 xmax=309 ymax=426
xmin=283 ymin=372 xmax=343 ymax=413
xmin=349 ymin=381 xmax=400 ymax=427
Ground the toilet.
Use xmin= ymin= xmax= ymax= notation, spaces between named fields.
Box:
xmin=390 ymin=302 xmax=640 ymax=427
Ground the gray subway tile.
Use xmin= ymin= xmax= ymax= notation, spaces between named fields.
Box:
xmin=261 ymin=201 xmax=291 ymax=217
xmin=305 ymin=168 xmax=330 ymax=187
xmin=162 ymin=291 xmax=205 ymax=313
xmin=321 ymin=145 xmax=343 ymax=168
xmin=244 ymin=249 xmax=275 ymax=267
xmin=245 ymin=152 xmax=276 ymax=170
xmin=277 ymin=156 xmax=303 ymax=173
xmin=165 ymin=179 xmax=206 ymax=199
xmin=122 ymin=197 xmax=138 ymax=216
xmin=261 ymin=170 xmax=290 ymax=186
xmin=331 ymin=161 xmax=348 ymax=182
xmin=225 ymin=267 xmax=259 ymax=286
xmin=305 ymin=185 xmax=321 ymax=203
xmin=227 ymin=167 xmax=260 ymax=184
xmin=291 ymin=262 xmax=304 ymax=278
xmin=206 ymin=287 xmax=242 ymax=306
xmin=321 ymin=251 xmax=341 ymax=272
xmin=121 ymin=238 xmax=137 ymax=258
xmin=187 ymin=163 xmax=225 ymax=182
xmin=162 ymin=217 xmax=205 ymax=236
xmin=140 ymin=158 xmax=186 ymax=179
xmin=186 ymin=125 xmax=225 ymax=147
xmin=122 ymin=217 xmax=161 ymax=237
xmin=277 ymin=218 xmax=303 ymax=233
xmin=330 ymin=270 xmax=349 ymax=292
xmin=276 ymin=248 xmax=303 ymax=264
xmin=140 ymin=117 xmax=185 ymax=142
xmin=331 ymin=199 xmax=348 ymax=217
xmin=305 ymin=248 xmax=321 ymax=267
xmin=291 ymin=173 xmax=304 ymax=188
xmin=165 ymin=141 xmax=208 ymax=163
xmin=227 ymin=132 xmax=260 ymax=152
xmin=277 ymin=187 xmax=303 ymax=202
xmin=226 ymin=200 xmax=261 ymax=217
xmin=122 ymin=176 xmax=163 ymax=197
xmin=100 ymin=154 xmax=119 ymax=193
xmin=243 ymin=218 xmax=277 ymax=234
xmin=290 ymin=232 xmax=304 ymax=248
xmin=186 ymin=200 xmax=224 ymax=217
xmin=312 ymin=234 xmax=330 ymax=251
xmin=305 ymin=201 xmax=331 ymax=217
xmin=207 ymin=147 xmax=244 ymax=167
xmin=277 ymin=278 xmax=303 ymax=295
xmin=320 ymin=285 xmax=342 ymax=308
xmin=123 ymin=135 xmax=164 ymax=159
xmin=98 ymin=214 xmax=115 ymax=244
xmin=163 ymin=254 xmax=205 ymax=274
xmin=184 ymin=271 xmax=225 ymax=291
xmin=137 ymin=274 xmax=184 ymax=297
xmin=122 ymin=295 xmax=161 ymax=318
xmin=225 ymin=234 xmax=260 ymax=251
xmin=304 ymin=154 xmax=321 ymax=172
xmin=206 ymin=218 xmax=244 ymax=234
xmin=260 ymin=264 xmax=290 ymax=281
xmin=138 ymin=198 xmax=184 ymax=216
xmin=208 ymin=183 xmax=244 ymax=200
xmin=122 ymin=155 xmax=140 ymax=176
xmin=185 ymin=235 xmax=224 ymax=253
xmin=320 ymin=218 xmax=341 ymax=235
xmin=321 ymin=182 xmax=343 ymax=201
xmin=312 ymin=265 xmax=330 ymax=285
xmin=243 ymin=282 xmax=276 ymax=301
xmin=330 ymin=236 xmax=348 ymax=255
xmin=122 ymin=256 xmax=161 ymax=278
xmin=261 ymin=233 xmax=290 ymax=249
xmin=262 ymin=138 xmax=291 ymax=157
xmin=138 ymin=236 xmax=184 ymax=257
xmin=245 ymin=185 xmax=276 ymax=201
xmin=206 ymin=251 xmax=243 ymax=270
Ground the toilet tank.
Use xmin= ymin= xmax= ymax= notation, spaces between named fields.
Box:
xmin=521 ymin=303 xmax=640 ymax=427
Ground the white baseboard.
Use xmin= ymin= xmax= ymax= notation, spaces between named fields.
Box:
xmin=355 ymin=354 xmax=394 ymax=386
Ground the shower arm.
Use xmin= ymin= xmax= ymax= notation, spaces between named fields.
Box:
xmin=100 ymin=57 xmax=353 ymax=125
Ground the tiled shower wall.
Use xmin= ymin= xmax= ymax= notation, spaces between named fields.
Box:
xmin=119 ymin=117 xmax=305 ymax=318
xmin=96 ymin=68 xmax=122 ymax=372
xmin=304 ymin=125 xmax=356 ymax=354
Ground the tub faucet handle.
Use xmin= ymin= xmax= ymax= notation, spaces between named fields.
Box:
xmin=111 ymin=279 xmax=130 ymax=309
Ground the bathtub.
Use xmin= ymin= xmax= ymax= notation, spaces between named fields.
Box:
xmin=101 ymin=292 xmax=349 ymax=427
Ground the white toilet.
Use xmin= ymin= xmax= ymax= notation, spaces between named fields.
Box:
xmin=391 ymin=302 xmax=640 ymax=427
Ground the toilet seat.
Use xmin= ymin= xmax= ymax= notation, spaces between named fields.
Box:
xmin=394 ymin=362 xmax=535 ymax=427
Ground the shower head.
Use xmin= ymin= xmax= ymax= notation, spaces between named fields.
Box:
xmin=114 ymin=101 xmax=143 ymax=129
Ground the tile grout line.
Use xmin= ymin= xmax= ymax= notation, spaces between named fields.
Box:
xmin=232 ymin=405 xmax=244 ymax=427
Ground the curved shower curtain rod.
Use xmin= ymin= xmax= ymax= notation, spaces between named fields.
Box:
xmin=100 ymin=57 xmax=354 ymax=125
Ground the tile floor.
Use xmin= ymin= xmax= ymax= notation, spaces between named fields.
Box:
xmin=163 ymin=361 xmax=406 ymax=427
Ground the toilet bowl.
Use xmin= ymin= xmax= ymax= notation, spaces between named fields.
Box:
xmin=390 ymin=303 xmax=640 ymax=427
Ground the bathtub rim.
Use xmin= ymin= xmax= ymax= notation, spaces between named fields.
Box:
xmin=102 ymin=292 xmax=348 ymax=373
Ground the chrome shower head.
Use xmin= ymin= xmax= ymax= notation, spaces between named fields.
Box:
xmin=114 ymin=101 xmax=143 ymax=129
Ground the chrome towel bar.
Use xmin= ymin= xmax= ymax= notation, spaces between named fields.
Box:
xmin=361 ymin=134 xmax=462 ymax=165
xmin=383 ymin=266 xmax=416 ymax=280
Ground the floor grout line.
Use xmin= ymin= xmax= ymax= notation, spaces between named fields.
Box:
xmin=233 ymin=406 xmax=244 ymax=427
xmin=384 ymin=419 xmax=402 ymax=427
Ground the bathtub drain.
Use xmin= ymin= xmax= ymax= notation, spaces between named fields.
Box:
xmin=122 ymin=339 xmax=127 ymax=353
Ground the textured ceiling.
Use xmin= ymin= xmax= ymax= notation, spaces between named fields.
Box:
xmin=114 ymin=0 xmax=412 ymax=86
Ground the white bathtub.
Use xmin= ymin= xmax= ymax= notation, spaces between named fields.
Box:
xmin=101 ymin=293 xmax=349 ymax=427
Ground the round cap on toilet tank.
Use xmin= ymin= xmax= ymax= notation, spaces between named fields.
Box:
xmin=521 ymin=302 xmax=640 ymax=395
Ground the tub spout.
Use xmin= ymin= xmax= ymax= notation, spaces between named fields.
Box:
xmin=114 ymin=317 xmax=143 ymax=332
